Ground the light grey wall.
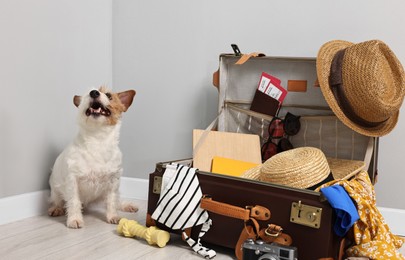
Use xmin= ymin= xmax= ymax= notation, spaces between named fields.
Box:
xmin=0 ymin=0 xmax=112 ymax=198
xmin=113 ymin=0 xmax=405 ymax=209
xmin=1 ymin=0 xmax=404 ymax=210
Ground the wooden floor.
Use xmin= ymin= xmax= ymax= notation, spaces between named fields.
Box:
xmin=1 ymin=198 xmax=404 ymax=260
xmin=0 ymin=199 xmax=234 ymax=260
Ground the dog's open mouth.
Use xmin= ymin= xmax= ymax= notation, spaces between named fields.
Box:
xmin=85 ymin=102 xmax=111 ymax=117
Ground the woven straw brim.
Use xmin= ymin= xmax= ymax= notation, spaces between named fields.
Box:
xmin=316 ymin=40 xmax=399 ymax=137
xmin=241 ymin=164 xmax=262 ymax=181
xmin=242 ymin=147 xmax=330 ymax=189
xmin=242 ymin=155 xmax=365 ymax=187
xmin=327 ymin=157 xmax=365 ymax=180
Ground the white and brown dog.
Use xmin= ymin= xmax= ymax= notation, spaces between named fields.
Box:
xmin=48 ymin=87 xmax=137 ymax=228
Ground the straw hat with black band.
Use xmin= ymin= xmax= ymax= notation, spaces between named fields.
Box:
xmin=242 ymin=147 xmax=365 ymax=190
xmin=316 ymin=39 xmax=405 ymax=137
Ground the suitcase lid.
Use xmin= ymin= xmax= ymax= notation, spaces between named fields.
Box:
xmin=217 ymin=54 xmax=326 ymax=110
xmin=213 ymin=53 xmax=379 ymax=183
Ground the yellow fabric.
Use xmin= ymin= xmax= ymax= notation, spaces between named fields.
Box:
xmin=317 ymin=171 xmax=404 ymax=259
xmin=211 ymin=156 xmax=259 ymax=177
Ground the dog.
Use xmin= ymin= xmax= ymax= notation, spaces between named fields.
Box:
xmin=48 ymin=86 xmax=137 ymax=228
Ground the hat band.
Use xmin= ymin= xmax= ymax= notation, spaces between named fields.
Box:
xmin=307 ymin=172 xmax=334 ymax=190
xmin=329 ymin=49 xmax=388 ymax=128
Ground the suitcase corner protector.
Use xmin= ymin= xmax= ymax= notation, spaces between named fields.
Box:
xmin=153 ymin=176 xmax=162 ymax=194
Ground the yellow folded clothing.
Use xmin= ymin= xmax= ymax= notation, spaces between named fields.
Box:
xmin=211 ymin=156 xmax=259 ymax=177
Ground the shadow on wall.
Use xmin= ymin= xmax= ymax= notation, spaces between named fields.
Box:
xmin=44 ymin=143 xmax=63 ymax=190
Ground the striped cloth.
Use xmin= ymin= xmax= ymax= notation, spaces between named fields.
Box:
xmin=152 ymin=163 xmax=216 ymax=259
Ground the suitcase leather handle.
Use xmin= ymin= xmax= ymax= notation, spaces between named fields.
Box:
xmin=200 ymin=196 xmax=271 ymax=221
xmin=200 ymin=195 xmax=294 ymax=260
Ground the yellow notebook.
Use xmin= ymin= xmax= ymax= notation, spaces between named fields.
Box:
xmin=211 ymin=156 xmax=259 ymax=177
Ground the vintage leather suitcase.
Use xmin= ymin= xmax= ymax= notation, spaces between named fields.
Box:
xmin=146 ymin=53 xmax=379 ymax=260
xmin=148 ymin=160 xmax=340 ymax=259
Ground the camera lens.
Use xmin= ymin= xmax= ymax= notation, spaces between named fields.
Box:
xmin=258 ymin=253 xmax=278 ymax=260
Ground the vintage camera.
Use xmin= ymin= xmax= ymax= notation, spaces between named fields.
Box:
xmin=242 ymin=239 xmax=298 ymax=260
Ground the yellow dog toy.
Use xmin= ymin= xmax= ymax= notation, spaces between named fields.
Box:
xmin=117 ymin=218 xmax=170 ymax=248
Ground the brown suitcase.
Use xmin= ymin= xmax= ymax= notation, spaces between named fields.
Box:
xmin=147 ymin=160 xmax=343 ymax=259
xmin=146 ymin=53 xmax=379 ymax=259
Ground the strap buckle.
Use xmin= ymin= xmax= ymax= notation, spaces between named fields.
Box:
xmin=264 ymin=224 xmax=283 ymax=237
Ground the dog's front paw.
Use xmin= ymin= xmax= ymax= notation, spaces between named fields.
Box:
xmin=121 ymin=201 xmax=138 ymax=213
xmin=48 ymin=206 xmax=65 ymax=217
xmin=67 ymin=218 xmax=84 ymax=229
xmin=107 ymin=215 xmax=121 ymax=224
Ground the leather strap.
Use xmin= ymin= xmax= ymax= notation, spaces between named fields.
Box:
xmin=145 ymin=213 xmax=156 ymax=227
xmin=235 ymin=225 xmax=256 ymax=260
xmin=235 ymin=224 xmax=293 ymax=260
xmin=235 ymin=52 xmax=265 ymax=65
xmin=181 ymin=228 xmax=192 ymax=241
xmin=338 ymin=238 xmax=345 ymax=260
xmin=258 ymin=224 xmax=292 ymax=246
xmin=200 ymin=196 xmax=271 ymax=221
xmin=212 ymin=69 xmax=219 ymax=89
xmin=200 ymin=196 xmax=295 ymax=260
xmin=317 ymin=237 xmax=347 ymax=260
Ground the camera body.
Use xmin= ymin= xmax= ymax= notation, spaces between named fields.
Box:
xmin=242 ymin=239 xmax=298 ymax=260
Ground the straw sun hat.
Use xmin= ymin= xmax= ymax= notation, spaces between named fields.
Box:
xmin=242 ymin=147 xmax=365 ymax=190
xmin=316 ymin=39 xmax=405 ymax=137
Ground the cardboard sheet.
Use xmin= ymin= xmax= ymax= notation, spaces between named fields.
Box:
xmin=193 ymin=129 xmax=261 ymax=172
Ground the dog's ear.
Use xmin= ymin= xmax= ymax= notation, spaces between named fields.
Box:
xmin=118 ymin=90 xmax=136 ymax=112
xmin=73 ymin=95 xmax=81 ymax=107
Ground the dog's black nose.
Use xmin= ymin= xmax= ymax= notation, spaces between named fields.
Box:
xmin=90 ymin=90 xmax=100 ymax=99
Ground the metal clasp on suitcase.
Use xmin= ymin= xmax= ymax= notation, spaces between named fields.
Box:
xmin=153 ymin=176 xmax=162 ymax=194
xmin=290 ymin=201 xmax=322 ymax=229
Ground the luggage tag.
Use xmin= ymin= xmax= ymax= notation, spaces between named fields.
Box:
xmin=260 ymin=74 xmax=287 ymax=104
xmin=257 ymin=72 xmax=282 ymax=93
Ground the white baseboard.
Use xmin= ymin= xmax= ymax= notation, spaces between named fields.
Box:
xmin=0 ymin=178 xmax=149 ymax=226
xmin=0 ymin=178 xmax=404 ymax=237
xmin=378 ymin=207 xmax=405 ymax=236
xmin=0 ymin=190 xmax=50 ymax=226
xmin=119 ymin=177 xmax=149 ymax=200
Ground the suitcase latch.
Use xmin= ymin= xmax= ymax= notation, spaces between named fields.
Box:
xmin=153 ymin=176 xmax=162 ymax=194
xmin=290 ymin=201 xmax=322 ymax=229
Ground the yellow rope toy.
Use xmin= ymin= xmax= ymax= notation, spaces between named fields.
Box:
xmin=117 ymin=218 xmax=170 ymax=248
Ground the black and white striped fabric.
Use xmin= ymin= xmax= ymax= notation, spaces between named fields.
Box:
xmin=152 ymin=163 xmax=216 ymax=259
